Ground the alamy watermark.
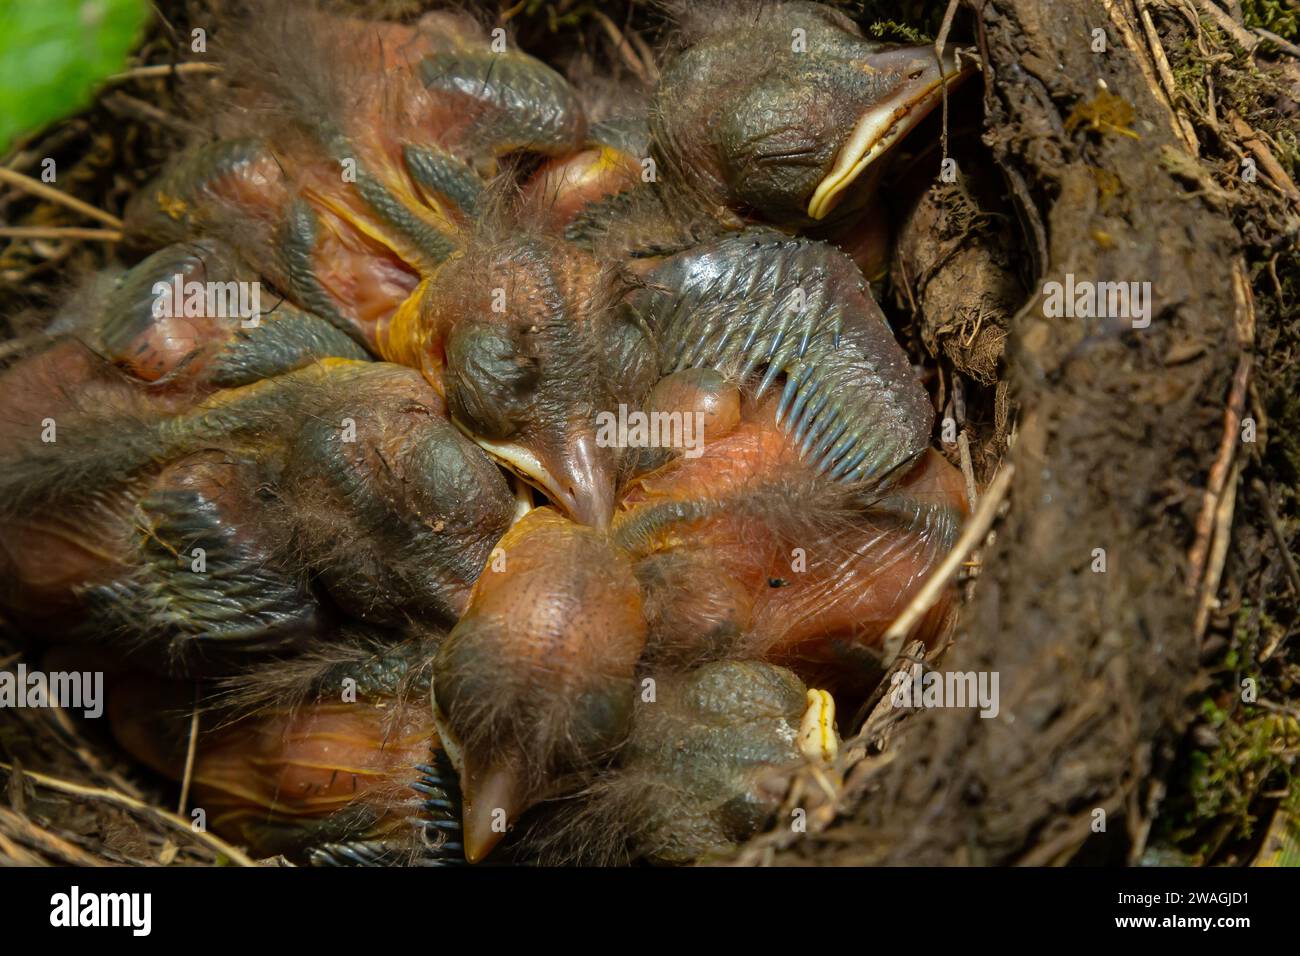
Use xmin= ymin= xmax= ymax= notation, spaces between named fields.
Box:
xmin=595 ymin=404 xmax=706 ymax=459
xmin=151 ymin=274 xmax=263 ymax=327
xmin=890 ymin=668 xmax=1000 ymax=718
xmin=50 ymin=886 xmax=151 ymax=936
xmin=0 ymin=664 xmax=103 ymax=718
xmin=1042 ymin=272 xmax=1151 ymax=329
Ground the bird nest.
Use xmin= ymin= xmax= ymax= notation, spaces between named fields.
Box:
xmin=1 ymin=0 xmax=1297 ymax=868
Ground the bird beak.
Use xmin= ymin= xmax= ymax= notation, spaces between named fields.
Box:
xmin=807 ymin=47 xmax=975 ymax=221
xmin=798 ymin=688 xmax=840 ymax=763
xmin=460 ymin=755 xmax=530 ymax=864
xmin=471 ymin=430 xmax=616 ymax=529
xmin=430 ymin=694 xmax=529 ymax=864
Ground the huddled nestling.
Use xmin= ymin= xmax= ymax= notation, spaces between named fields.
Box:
xmin=0 ymin=0 xmax=973 ymax=865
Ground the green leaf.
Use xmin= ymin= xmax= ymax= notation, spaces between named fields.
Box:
xmin=0 ymin=0 xmax=149 ymax=155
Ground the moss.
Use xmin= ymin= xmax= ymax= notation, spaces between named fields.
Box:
xmin=508 ymin=1 xmax=616 ymax=32
xmin=1164 ymin=707 xmax=1299 ymax=861
xmin=864 ymin=18 xmax=931 ymax=42
xmin=1170 ymin=38 xmax=1209 ymax=113
xmin=1241 ymin=0 xmax=1300 ymax=40
xmin=835 ymin=0 xmax=945 ymax=39
xmin=1154 ymin=602 xmax=1300 ymax=863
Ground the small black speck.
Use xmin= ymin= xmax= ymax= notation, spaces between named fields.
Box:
xmin=767 ymin=577 xmax=788 ymax=588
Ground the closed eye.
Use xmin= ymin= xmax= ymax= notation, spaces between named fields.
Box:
xmin=755 ymin=145 xmax=823 ymax=166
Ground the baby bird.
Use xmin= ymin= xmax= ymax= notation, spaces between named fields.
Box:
xmin=108 ymin=641 xmax=833 ymax=867
xmin=658 ymin=2 xmax=969 ymax=226
xmin=404 ymin=219 xmax=936 ymax=529
xmin=571 ymin=0 xmax=973 ymax=256
xmin=421 ymin=229 xmax=657 ymax=527
xmin=126 ymin=5 xmax=588 ymax=344
xmin=614 ymin=391 xmax=966 ymax=695
xmin=107 ymin=632 xmax=464 ymax=864
xmin=534 ymin=660 xmax=830 ymax=865
xmin=432 ymin=507 xmax=648 ymax=862
xmin=0 ymin=358 xmax=514 ymax=673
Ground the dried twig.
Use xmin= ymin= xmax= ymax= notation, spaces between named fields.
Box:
xmin=103 ymin=91 xmax=201 ymax=138
xmin=0 ymin=226 xmax=122 ymax=242
xmin=1253 ymin=28 xmax=1300 ymax=59
xmin=1137 ymin=0 xmax=1201 ymax=151
xmin=881 ymin=462 xmax=1016 ymax=661
xmin=0 ymin=762 xmax=258 ymax=867
xmin=957 ymin=431 xmax=978 ymax=513
xmin=0 ymin=828 xmax=44 ymax=865
xmin=1228 ymin=111 xmax=1300 ymax=205
xmin=627 ymin=29 xmax=660 ymax=85
xmin=0 ymin=167 xmax=124 ymax=228
xmin=1195 ymin=0 xmax=1260 ymax=51
xmin=1194 ymin=459 xmax=1239 ymax=640
xmin=106 ymin=62 xmax=222 ymax=83
xmin=934 ymin=0 xmax=962 ymax=162
xmin=1017 ymin=792 xmax=1126 ymax=865
xmin=952 ymin=380 xmax=979 ymax=513
xmin=1188 ymin=259 xmax=1254 ymax=590
xmin=0 ymin=806 xmax=107 ymax=866
xmin=177 ymin=684 xmax=201 ymax=816
xmin=1103 ymin=0 xmax=1196 ymax=151
xmin=1187 ymin=353 xmax=1250 ymax=586
xmin=592 ymin=10 xmax=652 ymax=86
xmin=44 ymin=705 xmax=146 ymax=800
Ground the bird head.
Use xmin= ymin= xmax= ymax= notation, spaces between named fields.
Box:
xmin=431 ymin=507 xmax=648 ymax=862
xmin=533 ymin=660 xmax=836 ymax=864
xmin=652 ymin=1 xmax=974 ymax=227
xmin=429 ymin=232 xmax=656 ymax=527
xmin=274 ymin=363 xmax=517 ymax=627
